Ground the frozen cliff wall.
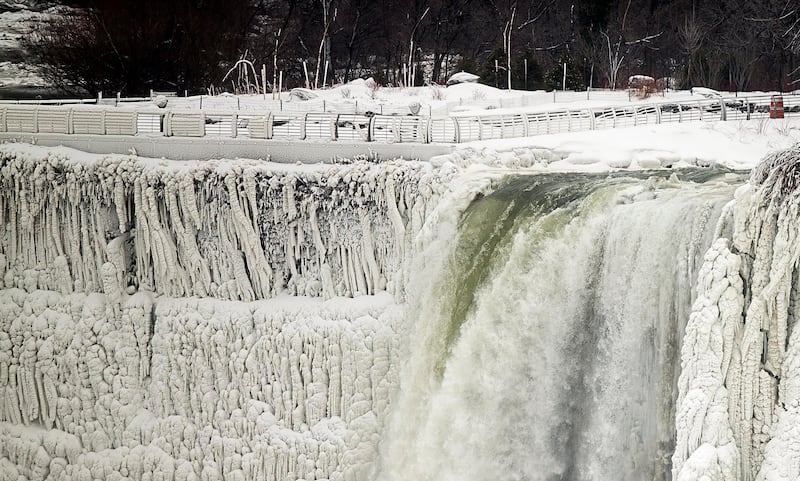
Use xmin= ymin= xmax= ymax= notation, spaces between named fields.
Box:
xmin=0 ymin=144 xmax=443 ymax=301
xmin=0 ymin=144 xmax=451 ymax=481
xmin=674 ymin=144 xmax=800 ymax=481
xmin=0 ymin=288 xmax=403 ymax=481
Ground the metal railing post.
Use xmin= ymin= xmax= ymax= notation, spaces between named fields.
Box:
xmin=164 ymin=111 xmax=172 ymax=136
xmin=266 ymin=113 xmax=274 ymax=139
xmin=299 ymin=113 xmax=307 ymax=140
xmin=367 ymin=115 xmax=375 ymax=142
xmin=425 ymin=117 xmax=432 ymax=143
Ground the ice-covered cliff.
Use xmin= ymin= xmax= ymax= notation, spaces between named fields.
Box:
xmin=0 ymin=144 xmax=452 ymax=481
xmin=674 ymin=144 xmax=800 ymax=481
xmin=0 ymin=144 xmax=447 ymax=301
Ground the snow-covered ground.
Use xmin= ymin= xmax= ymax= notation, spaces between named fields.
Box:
xmin=444 ymin=116 xmax=800 ymax=172
xmin=150 ymin=80 xmax=794 ymax=118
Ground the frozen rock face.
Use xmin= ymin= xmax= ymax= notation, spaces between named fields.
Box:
xmin=146 ymin=296 xmax=402 ymax=481
xmin=0 ymin=145 xmax=448 ymax=481
xmin=0 ymin=145 xmax=442 ymax=301
xmin=0 ymin=289 xmax=401 ymax=481
xmin=0 ymin=287 xmax=154 ymax=479
xmin=674 ymin=144 xmax=800 ymax=481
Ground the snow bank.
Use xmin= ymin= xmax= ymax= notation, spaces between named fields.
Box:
xmin=445 ymin=72 xmax=479 ymax=86
xmin=674 ymin=144 xmax=800 ymax=481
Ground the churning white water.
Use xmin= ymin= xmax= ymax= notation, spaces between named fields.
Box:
xmin=378 ymin=170 xmax=744 ymax=481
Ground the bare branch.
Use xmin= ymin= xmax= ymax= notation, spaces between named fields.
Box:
xmin=625 ymin=32 xmax=663 ymax=45
xmin=517 ymin=0 xmax=556 ymax=30
xmin=534 ymin=42 xmax=567 ymax=51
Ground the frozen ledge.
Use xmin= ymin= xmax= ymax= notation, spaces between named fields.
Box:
xmin=0 ymin=132 xmax=455 ymax=163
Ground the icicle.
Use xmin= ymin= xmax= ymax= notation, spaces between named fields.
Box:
xmin=114 ymin=176 xmax=127 ymax=233
xmin=225 ymin=174 xmax=272 ymax=299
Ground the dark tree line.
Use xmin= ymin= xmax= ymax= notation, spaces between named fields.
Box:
xmin=26 ymin=0 xmax=800 ymax=96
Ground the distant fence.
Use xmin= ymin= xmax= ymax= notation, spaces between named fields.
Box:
xmin=0 ymin=94 xmax=797 ymax=145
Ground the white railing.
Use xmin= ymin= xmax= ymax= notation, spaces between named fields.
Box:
xmin=0 ymin=94 xmax=796 ymax=145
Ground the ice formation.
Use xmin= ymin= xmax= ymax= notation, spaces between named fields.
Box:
xmin=0 ymin=144 xmax=448 ymax=480
xmin=8 ymin=138 xmax=800 ymax=481
xmin=674 ymin=144 xmax=800 ymax=481
xmin=0 ymin=144 xmax=445 ymax=301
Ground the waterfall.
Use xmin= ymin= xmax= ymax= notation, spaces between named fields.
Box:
xmin=379 ymin=170 xmax=743 ymax=481
xmin=8 ymin=140 xmax=800 ymax=481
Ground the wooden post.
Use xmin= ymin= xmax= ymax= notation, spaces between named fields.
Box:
xmin=562 ymin=63 xmax=566 ymax=91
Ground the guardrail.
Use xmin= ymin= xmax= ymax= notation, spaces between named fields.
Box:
xmin=0 ymin=94 xmax=797 ymax=145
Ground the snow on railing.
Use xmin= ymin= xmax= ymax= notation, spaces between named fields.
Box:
xmin=0 ymin=93 xmax=797 ymax=145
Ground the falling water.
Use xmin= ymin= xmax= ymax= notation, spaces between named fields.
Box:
xmin=378 ymin=169 xmax=745 ymax=481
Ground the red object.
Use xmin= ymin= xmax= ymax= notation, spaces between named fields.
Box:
xmin=770 ymin=95 xmax=785 ymax=119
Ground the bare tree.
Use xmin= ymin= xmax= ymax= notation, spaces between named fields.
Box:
xmin=502 ymin=4 xmax=517 ymax=89
xmin=26 ymin=0 xmax=256 ymax=95
xmin=597 ymin=0 xmax=661 ymax=89
xmin=678 ymin=9 xmax=704 ymax=87
xmin=314 ymin=1 xmax=336 ymax=88
xmin=407 ymin=6 xmax=430 ymax=86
